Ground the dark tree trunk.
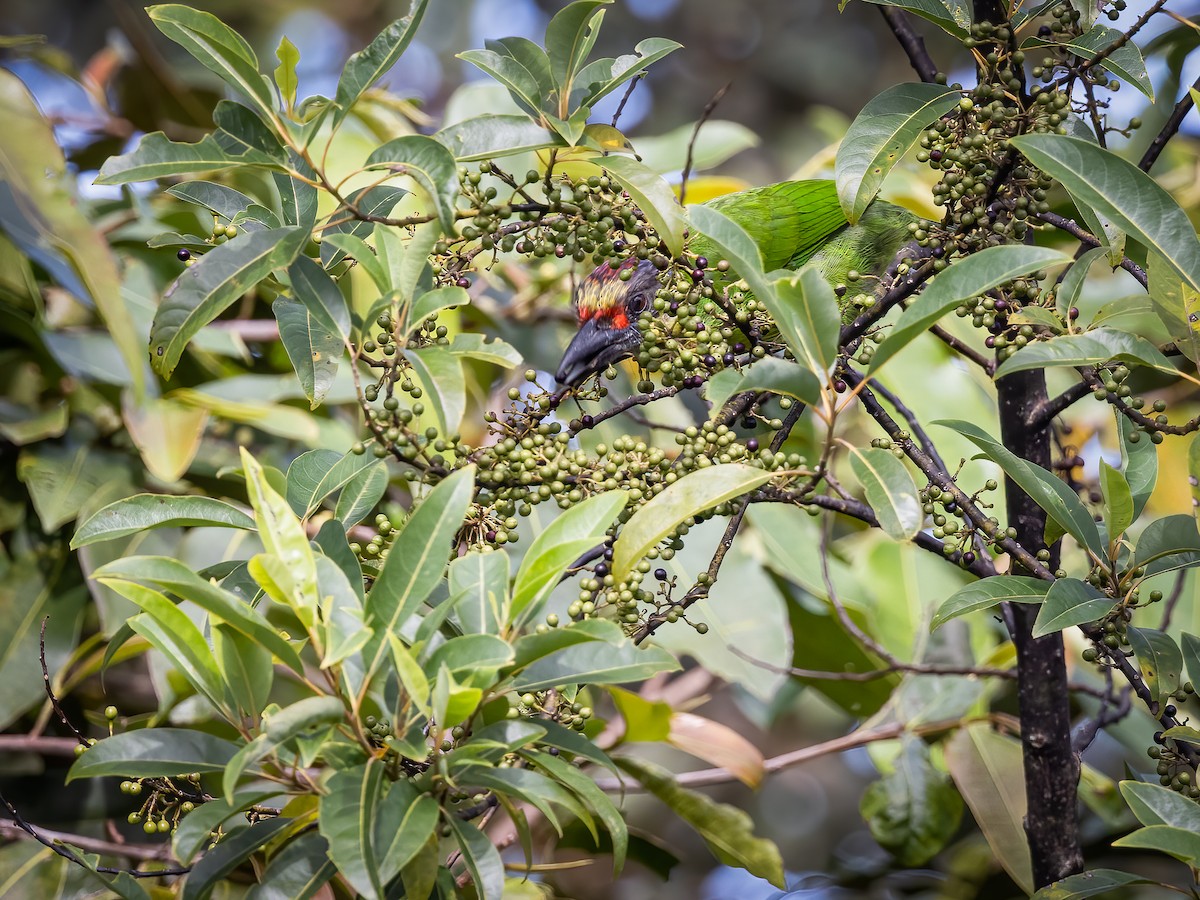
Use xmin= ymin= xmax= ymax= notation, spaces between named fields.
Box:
xmin=997 ymin=369 xmax=1084 ymax=886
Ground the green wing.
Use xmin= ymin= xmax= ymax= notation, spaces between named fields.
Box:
xmin=690 ymin=179 xmax=916 ymax=288
xmin=696 ymin=180 xmax=850 ymax=272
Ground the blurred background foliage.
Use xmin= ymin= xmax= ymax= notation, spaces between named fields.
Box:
xmin=3 ymin=1 xmax=1200 ymax=898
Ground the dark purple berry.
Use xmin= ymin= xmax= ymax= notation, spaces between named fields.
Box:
xmin=456 ymin=277 xmax=470 ymax=289
xmin=993 ymin=299 xmax=1008 ymax=311
xmin=485 ymin=530 xmax=497 ymax=542
xmin=746 ymin=438 xmax=759 ymax=452
xmin=654 ymin=568 xmax=668 ymax=581
xmin=985 ymin=336 xmax=996 ymax=348
xmin=930 ymin=149 xmax=944 ymax=162
xmin=694 ymin=256 xmax=708 ymax=269
xmin=733 ymin=342 xmax=746 ymax=354
xmin=177 ymin=248 xmax=191 ymax=261
xmin=669 ymin=302 xmax=679 ymax=314
xmin=603 ymin=547 xmax=614 ymax=561
xmin=580 ymin=415 xmax=594 ymax=428
xmin=962 ymin=551 xmax=976 ymax=565
xmin=594 ymin=563 xmax=609 ymax=577
xmin=722 ymin=353 xmax=734 ymax=366
xmin=1069 ymin=307 xmax=1080 ymax=320
xmin=833 ymin=379 xmax=847 ymax=393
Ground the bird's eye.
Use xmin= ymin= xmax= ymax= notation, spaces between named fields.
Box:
xmin=628 ymin=294 xmax=649 ymax=314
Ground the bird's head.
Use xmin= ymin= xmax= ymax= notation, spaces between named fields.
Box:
xmin=555 ymin=258 xmax=662 ymax=387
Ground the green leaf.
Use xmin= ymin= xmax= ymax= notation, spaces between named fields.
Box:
xmin=273 ymin=296 xmax=341 ymax=409
xmin=445 ymin=816 xmax=505 ymax=900
xmin=861 ymin=735 xmax=962 ymax=866
xmin=525 ymin=749 xmax=628 ymax=874
xmin=835 ymin=83 xmax=960 ymax=223
xmin=574 ymin=37 xmax=681 ymax=108
xmin=275 ymin=160 xmax=318 ymax=228
xmin=762 ymin=267 xmax=841 ymax=380
xmin=111 ymin=581 xmax=228 ymax=711
xmin=245 ymin=832 xmax=336 ymax=900
xmin=452 ymin=763 xmax=589 ymax=837
xmin=95 ymin=131 xmax=281 ymax=184
xmin=242 ymin=447 xmax=320 ymax=625
xmin=936 ymin=419 xmax=1105 ymax=558
xmin=860 ymin=0 xmax=971 ymax=37
xmin=446 ymin=333 xmax=521 ymax=368
xmin=172 ymin=789 xmax=279 ymax=864
xmin=408 ymin=285 xmax=469 ymax=333
xmin=1128 ymin=627 xmax=1182 ymax=709
xmin=1183 ymin=633 xmax=1200 ymax=690
xmin=433 ymin=665 xmax=483 ymax=726
xmin=1010 ymin=134 xmax=1200 ymax=295
xmin=1023 ymin=25 xmax=1153 ymax=100
xmin=546 ymin=1 xmax=609 ymax=90
xmin=449 ymin=551 xmax=509 ymax=636
xmin=364 ymin=467 xmax=475 ymax=675
xmin=1099 ymin=460 xmax=1134 ymax=538
xmin=931 ymin=575 xmax=1049 ymax=630
xmin=1121 ymin=779 xmax=1200 ymax=829
xmin=704 ymin=356 xmax=822 ymax=416
xmin=609 ymin=686 xmax=671 ymax=742
xmin=364 ymin=135 xmax=459 ymax=232
xmin=614 ymin=756 xmax=785 ymax=889
xmin=92 ymin=555 xmax=304 ymax=675
xmin=377 ymin=788 xmax=439 ymax=886
xmin=611 ymin=463 xmax=773 ymax=582
xmin=1112 ymin=825 xmax=1200 ymax=865
xmin=511 ymin=491 xmax=629 ymax=625
xmin=513 ymin=632 xmax=678 ymax=692
xmin=147 ymin=6 xmax=276 ymax=122
xmin=213 ymin=623 xmax=273 ymax=718
xmin=1031 ymin=578 xmax=1113 ymax=638
xmin=286 ymin=449 xmax=374 ymax=519
xmin=1119 ymin=414 xmax=1157 ymax=520
xmin=1132 ymin=514 xmax=1200 ymax=577
xmin=457 ymin=49 xmax=543 ymax=118
xmin=320 ymin=762 xmax=389 ymax=900
xmin=67 ymin=729 xmax=240 ymax=781
xmin=71 ymin=494 xmax=253 ymax=547
xmin=686 ymin=203 xmax=771 ymax=305
xmin=849 ymin=447 xmax=923 ymax=540
xmin=334 ymin=462 xmax=388 ymax=528
xmin=407 ymin=346 xmax=465 ymax=437
xmin=425 ymin=634 xmax=514 ymax=678
xmin=993 ymin=328 xmax=1175 ymax=379
xmin=1054 ymin=247 xmax=1109 ymax=317
xmin=288 ymin=255 xmax=350 ymax=344
xmin=943 ymin=724 xmax=1032 ymax=894
xmin=590 ymin=155 xmax=685 ymax=257
xmin=167 ymin=181 xmax=255 ymax=220
xmin=273 ymin=36 xmax=299 ymax=111
xmin=872 ymin=245 xmax=1071 ymax=372
xmin=332 ymin=0 xmax=429 ymax=127
xmin=435 ymin=115 xmax=562 ymax=162
xmin=151 ymin=226 xmax=307 ymax=377
xmin=1031 ymin=869 xmax=1149 ymax=900
xmin=181 ymin=818 xmax=293 ymax=900
xmin=16 ymin=443 xmax=121 ymax=532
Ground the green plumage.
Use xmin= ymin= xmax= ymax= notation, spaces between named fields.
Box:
xmin=691 ymin=180 xmax=916 ymax=291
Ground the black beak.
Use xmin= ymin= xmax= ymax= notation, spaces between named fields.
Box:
xmin=556 ymin=317 xmax=635 ymax=387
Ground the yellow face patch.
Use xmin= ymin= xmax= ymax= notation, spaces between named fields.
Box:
xmin=575 ymin=259 xmax=638 ymax=322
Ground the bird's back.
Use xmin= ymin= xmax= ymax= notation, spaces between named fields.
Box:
xmin=692 ymin=180 xmax=915 ymax=288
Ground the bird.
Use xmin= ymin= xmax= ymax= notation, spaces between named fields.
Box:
xmin=555 ymin=179 xmax=916 ymax=387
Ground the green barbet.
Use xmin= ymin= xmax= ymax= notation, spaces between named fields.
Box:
xmin=555 ymin=179 xmax=915 ymax=386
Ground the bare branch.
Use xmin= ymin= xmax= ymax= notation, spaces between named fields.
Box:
xmin=878 ymin=7 xmax=939 ymax=83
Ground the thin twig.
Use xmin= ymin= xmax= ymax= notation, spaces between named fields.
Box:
xmin=40 ymin=618 xmax=86 ymax=745
xmin=610 ymin=73 xmax=645 ymax=129
xmin=878 ymin=7 xmax=939 ymax=83
xmin=1036 ymin=212 xmax=1148 ymax=288
xmin=930 ymin=324 xmax=995 ymax=373
xmin=1140 ymin=74 xmax=1200 ymax=172
xmin=678 ymin=83 xmax=731 ymax=208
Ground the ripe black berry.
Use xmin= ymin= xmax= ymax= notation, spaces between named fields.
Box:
xmin=654 ymin=568 xmax=668 ymax=581
xmin=177 ymin=248 xmax=191 ymax=261
xmin=746 ymin=438 xmax=759 ymax=452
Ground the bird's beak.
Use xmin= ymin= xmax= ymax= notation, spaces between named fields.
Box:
xmin=556 ymin=317 xmax=633 ymax=387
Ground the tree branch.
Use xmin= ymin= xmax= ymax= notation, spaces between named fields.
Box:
xmin=1140 ymin=74 xmax=1200 ymax=173
xmin=878 ymin=7 xmax=939 ymax=83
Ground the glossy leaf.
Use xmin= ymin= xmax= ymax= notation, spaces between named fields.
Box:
xmin=363 ymin=135 xmax=460 ymax=233
xmin=288 ymin=255 xmax=350 ymax=344
xmin=1119 ymin=414 xmax=1157 ymax=520
xmin=1030 ymin=869 xmax=1148 ymax=900
xmin=763 ymin=267 xmax=841 ymax=380
xmin=95 ymin=131 xmax=280 ymax=184
xmin=849 ymin=447 xmax=923 ymax=540
xmin=944 ymin=724 xmax=1032 ymax=894
xmin=1023 ymin=24 xmax=1153 ymax=100
xmin=615 ymin=756 xmax=785 ymax=889
xmin=526 ymin=749 xmax=628 ymax=873
xmin=332 ymin=0 xmax=430 ymax=127
xmin=245 ymin=832 xmax=336 ymax=900
xmin=511 ymin=491 xmax=629 ymax=625
xmin=407 ymin=346 xmax=465 ymax=437
xmin=364 ymin=467 xmax=475 ymax=674
xmin=1011 ymin=134 xmax=1200 ymax=295
xmin=931 ymin=575 xmax=1049 ymax=630
xmin=513 ymin=633 xmax=678 ymax=691
xmin=320 ymin=761 xmax=389 ymax=900
xmin=435 ymin=114 xmax=562 ymax=161
xmin=994 ymin=328 xmax=1175 ymax=379
xmin=1132 ymin=515 xmax=1200 ymax=577
xmin=273 ymin=296 xmax=341 ymax=408
xmin=1112 ymin=825 xmax=1200 ymax=865
xmin=72 ymin=494 xmax=253 ymax=547
xmin=446 ymin=815 xmax=505 ymax=900
xmin=611 ymin=463 xmax=773 ymax=581
xmin=181 ymin=818 xmax=292 ymax=900
xmin=1121 ymin=779 xmax=1200 ymax=830
xmin=860 ymin=0 xmax=971 ymax=37
xmin=457 ymin=49 xmax=543 ymax=117
xmin=573 ymin=38 xmax=682 ymax=108
xmin=148 ymin=5 xmax=275 ymax=121
xmin=861 ymin=735 xmax=962 ymax=866
xmin=172 ymin=789 xmax=279 ymax=864
xmin=937 ymin=418 xmax=1105 ymax=557
xmin=213 ymin=623 xmax=273 ymax=718
xmin=872 ymin=246 xmax=1071 ymax=372
xmin=67 ymin=729 xmax=240 ymax=780
xmin=1099 ymin=460 xmax=1134 ymax=539
xmin=1031 ymin=578 xmax=1113 ymax=638
xmin=166 ymin=181 xmax=255 ymax=220
xmin=449 ymin=551 xmax=509 ymax=635
xmin=334 ymin=462 xmax=388 ymax=527
xmin=151 ymin=226 xmax=308 ymax=377
xmin=704 ymin=356 xmax=821 ymax=415
xmin=836 ymin=82 xmax=960 ymax=222
xmin=1128 ymin=627 xmax=1182 ymax=709
xmin=546 ymin=0 xmax=608 ymax=88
